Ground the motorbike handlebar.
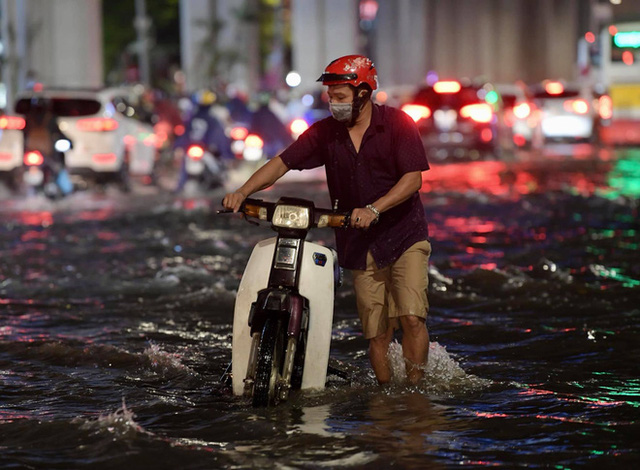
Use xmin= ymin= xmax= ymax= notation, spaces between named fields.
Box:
xmin=217 ymin=197 xmax=351 ymax=228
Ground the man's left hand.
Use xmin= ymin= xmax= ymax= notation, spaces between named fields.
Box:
xmin=351 ymin=207 xmax=377 ymax=229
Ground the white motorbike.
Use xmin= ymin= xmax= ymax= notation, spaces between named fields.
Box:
xmin=220 ymin=197 xmax=349 ymax=406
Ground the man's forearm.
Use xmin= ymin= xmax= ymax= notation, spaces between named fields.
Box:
xmin=237 ymin=156 xmax=290 ymax=197
xmin=371 ymin=171 xmax=422 ymax=213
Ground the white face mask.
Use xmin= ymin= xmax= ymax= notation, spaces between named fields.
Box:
xmin=329 ymin=102 xmax=353 ymax=123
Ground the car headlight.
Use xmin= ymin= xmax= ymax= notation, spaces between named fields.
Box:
xmin=272 ymin=205 xmax=310 ymax=229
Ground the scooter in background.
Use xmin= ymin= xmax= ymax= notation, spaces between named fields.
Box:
xmin=219 ymin=197 xmax=349 ymax=406
xmin=22 ymin=137 xmax=73 ymax=199
xmin=180 ymin=143 xmax=226 ymax=190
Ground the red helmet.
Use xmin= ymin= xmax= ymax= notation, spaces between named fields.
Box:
xmin=317 ymin=55 xmax=378 ymax=91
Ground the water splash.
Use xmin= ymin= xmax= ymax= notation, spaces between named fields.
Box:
xmin=143 ymin=341 xmax=191 ymax=375
xmin=76 ymin=397 xmax=147 ymax=438
xmin=387 ymin=340 xmax=491 ymax=394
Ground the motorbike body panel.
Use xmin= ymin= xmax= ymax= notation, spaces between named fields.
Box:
xmin=232 ymin=237 xmax=336 ymax=395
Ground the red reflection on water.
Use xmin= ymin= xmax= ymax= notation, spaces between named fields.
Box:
xmin=15 ymin=211 xmax=54 ymax=226
xmin=20 ymin=230 xmax=49 ymax=241
xmin=75 ymin=209 xmax=115 ymax=221
xmin=97 ymin=231 xmax=120 ymax=241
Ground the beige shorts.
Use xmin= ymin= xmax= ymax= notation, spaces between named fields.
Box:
xmin=352 ymin=240 xmax=431 ymax=339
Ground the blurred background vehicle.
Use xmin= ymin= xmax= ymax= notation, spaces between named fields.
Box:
xmin=0 ymin=111 xmax=26 ymax=192
xmin=401 ymin=79 xmax=507 ymax=161
xmin=14 ymin=87 xmax=162 ymax=192
xmin=528 ymin=80 xmax=610 ymax=144
xmin=495 ymin=82 xmax=543 ymax=150
xmin=21 ymin=96 xmax=74 ymax=198
xmin=172 ymin=89 xmax=232 ymax=192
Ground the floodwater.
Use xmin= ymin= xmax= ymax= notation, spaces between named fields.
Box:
xmin=1 ymin=146 xmax=639 ymax=469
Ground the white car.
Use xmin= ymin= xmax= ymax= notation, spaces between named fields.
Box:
xmin=0 ymin=114 xmax=26 ymax=190
xmin=13 ymin=87 xmax=160 ymax=190
xmin=528 ymin=80 xmax=605 ymax=143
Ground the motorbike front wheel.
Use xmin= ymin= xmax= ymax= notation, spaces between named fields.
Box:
xmin=252 ymin=318 xmax=289 ymax=407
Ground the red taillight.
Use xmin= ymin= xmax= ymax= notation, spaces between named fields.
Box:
xmin=564 ymin=99 xmax=589 ymax=115
xmin=433 ymin=81 xmax=461 ymax=94
xmin=460 ymin=103 xmax=493 ymax=123
xmin=230 ymin=126 xmax=249 ymax=141
xmin=290 ymin=118 xmax=309 ymax=136
xmin=598 ymin=95 xmax=613 ymax=120
xmin=0 ymin=153 xmax=14 ymax=161
xmin=0 ymin=116 xmax=26 ymax=130
xmin=513 ymin=134 xmax=527 ymax=147
xmin=513 ymin=102 xmax=532 ymax=119
xmin=544 ymin=81 xmax=564 ymax=95
xmin=92 ymin=153 xmax=117 ymax=164
xmin=244 ymin=134 xmax=263 ymax=149
xmin=24 ymin=151 xmax=44 ymax=166
xmin=480 ymin=128 xmax=493 ymax=142
xmin=174 ymin=124 xmax=185 ymax=136
xmin=187 ymin=144 xmax=205 ymax=160
xmin=401 ymin=104 xmax=432 ymax=123
xmin=76 ymin=118 xmax=119 ymax=132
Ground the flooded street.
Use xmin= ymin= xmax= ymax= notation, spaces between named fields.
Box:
xmin=1 ymin=147 xmax=639 ymax=469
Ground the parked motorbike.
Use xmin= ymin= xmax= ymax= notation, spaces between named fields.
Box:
xmin=22 ymin=137 xmax=73 ymax=199
xmin=219 ymin=197 xmax=349 ymax=406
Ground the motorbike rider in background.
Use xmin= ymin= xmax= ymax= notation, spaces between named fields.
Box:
xmin=173 ymin=89 xmax=233 ymax=192
xmin=249 ymin=91 xmax=294 ymax=159
xmin=223 ymin=55 xmax=432 ymax=385
xmin=22 ymin=97 xmax=73 ymax=196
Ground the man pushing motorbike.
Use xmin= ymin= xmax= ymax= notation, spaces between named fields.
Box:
xmin=223 ymin=55 xmax=431 ymax=385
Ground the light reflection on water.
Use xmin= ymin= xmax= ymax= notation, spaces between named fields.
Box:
xmin=0 ymin=148 xmax=639 ymax=468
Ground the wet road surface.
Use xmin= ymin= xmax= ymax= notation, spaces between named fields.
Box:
xmin=1 ymin=146 xmax=639 ymax=469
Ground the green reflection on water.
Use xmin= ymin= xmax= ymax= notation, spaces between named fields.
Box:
xmin=604 ymin=149 xmax=640 ymax=199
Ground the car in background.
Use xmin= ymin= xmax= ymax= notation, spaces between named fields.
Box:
xmin=14 ymin=87 xmax=161 ymax=190
xmin=401 ymin=79 xmax=507 ymax=160
xmin=0 ymin=113 xmax=26 ymax=191
xmin=528 ymin=80 xmax=611 ymax=144
xmin=495 ymin=82 xmax=543 ymax=149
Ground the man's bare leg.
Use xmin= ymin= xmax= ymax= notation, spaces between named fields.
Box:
xmin=368 ymin=326 xmax=395 ymax=384
xmin=399 ymin=315 xmax=429 ymax=384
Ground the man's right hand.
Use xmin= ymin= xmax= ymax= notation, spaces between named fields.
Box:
xmin=222 ymin=191 xmax=247 ymax=212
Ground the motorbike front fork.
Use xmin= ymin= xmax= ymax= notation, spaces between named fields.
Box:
xmin=243 ymin=328 xmax=298 ymax=402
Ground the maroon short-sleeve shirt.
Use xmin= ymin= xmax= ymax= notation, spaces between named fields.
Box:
xmin=280 ymin=104 xmax=430 ymax=270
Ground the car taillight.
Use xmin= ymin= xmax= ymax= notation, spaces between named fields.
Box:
xmin=0 ymin=116 xmax=26 ymax=130
xmin=480 ymin=128 xmax=493 ymax=142
xmin=230 ymin=126 xmax=249 ymax=141
xmin=290 ymin=118 xmax=309 ymax=137
xmin=76 ymin=118 xmax=119 ymax=132
xmin=460 ymin=103 xmax=493 ymax=123
xmin=513 ymin=102 xmax=532 ymax=119
xmin=24 ymin=151 xmax=44 ymax=166
xmin=401 ymin=104 xmax=432 ymax=123
xmin=92 ymin=153 xmax=117 ymax=164
xmin=598 ymin=95 xmax=613 ymax=120
xmin=244 ymin=134 xmax=263 ymax=149
xmin=564 ymin=99 xmax=589 ymax=115
xmin=187 ymin=144 xmax=205 ymax=160
xmin=433 ymin=81 xmax=461 ymax=93
xmin=544 ymin=81 xmax=564 ymax=95
xmin=174 ymin=124 xmax=185 ymax=136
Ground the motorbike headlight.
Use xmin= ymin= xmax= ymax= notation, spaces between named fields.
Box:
xmin=272 ymin=205 xmax=310 ymax=229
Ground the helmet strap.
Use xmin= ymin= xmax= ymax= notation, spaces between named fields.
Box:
xmin=347 ymin=86 xmax=371 ymax=127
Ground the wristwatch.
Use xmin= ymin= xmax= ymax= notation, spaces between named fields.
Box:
xmin=366 ymin=204 xmax=380 ymax=221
